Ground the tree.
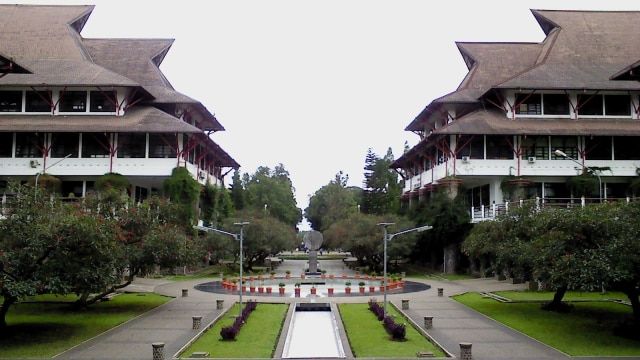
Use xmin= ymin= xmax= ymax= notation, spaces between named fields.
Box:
xmin=230 ymin=170 xmax=245 ymax=211
xmin=214 ymin=210 xmax=297 ymax=271
xmin=305 ymin=172 xmax=359 ymax=232
xmin=201 ymin=184 xmax=234 ymax=227
xmin=0 ymin=184 xmax=70 ymax=328
xmin=361 ymin=148 xmax=402 ymax=215
xmin=243 ymin=165 xmax=302 ymax=227
xmin=324 ymin=213 xmax=415 ymax=272
xmin=163 ymin=167 xmax=201 ymax=225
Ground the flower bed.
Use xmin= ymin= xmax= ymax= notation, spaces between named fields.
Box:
xmin=368 ymin=300 xmax=406 ymax=340
xmin=220 ymin=301 xmax=257 ymax=340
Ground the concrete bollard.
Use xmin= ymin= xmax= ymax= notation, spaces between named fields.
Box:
xmin=216 ymin=299 xmax=224 ymax=310
xmin=192 ymin=316 xmax=202 ymax=330
xmin=152 ymin=342 xmax=165 ymax=360
xmin=459 ymin=342 xmax=472 ymax=360
xmin=423 ymin=316 xmax=433 ymax=329
xmin=181 ymin=288 xmax=188 ymax=297
xmin=437 ymin=288 xmax=443 ymax=297
xmin=401 ymin=299 xmax=409 ymax=310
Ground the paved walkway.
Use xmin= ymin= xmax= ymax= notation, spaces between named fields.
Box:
xmin=55 ymin=262 xmax=640 ymax=359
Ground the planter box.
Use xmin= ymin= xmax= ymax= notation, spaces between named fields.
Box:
xmin=241 ymin=286 xmax=247 ymax=293
xmin=345 ymin=288 xmax=351 ymax=295
xmin=250 ymin=287 xmax=255 ymax=293
xmin=279 ymin=287 xmax=285 ymax=296
xmin=369 ymin=286 xmax=376 ymax=293
xmin=379 ymin=286 xmax=385 ymax=292
xmin=294 ymin=288 xmax=301 ymax=297
xmin=329 ymin=275 xmax=335 ymax=279
xmin=321 ymin=274 xmax=326 ymax=279
xmin=266 ymin=287 xmax=272 ymax=294
xmin=310 ymin=288 xmax=317 ymax=295
xmin=328 ymin=288 xmax=334 ymax=296
xmin=359 ymin=287 xmax=365 ymax=294
xmin=258 ymin=287 xmax=264 ymax=293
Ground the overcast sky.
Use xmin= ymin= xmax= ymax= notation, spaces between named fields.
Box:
xmin=5 ymin=0 xmax=640 ymax=229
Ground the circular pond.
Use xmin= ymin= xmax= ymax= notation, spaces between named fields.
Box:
xmin=194 ymin=276 xmax=430 ymax=298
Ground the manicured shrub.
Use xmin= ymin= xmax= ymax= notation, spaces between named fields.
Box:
xmin=368 ymin=299 xmax=385 ymax=321
xmin=368 ymin=299 xmax=406 ymax=340
xmin=220 ymin=301 xmax=258 ymax=340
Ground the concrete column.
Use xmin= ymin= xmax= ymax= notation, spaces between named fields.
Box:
xmin=216 ymin=299 xmax=224 ymax=310
xmin=152 ymin=342 xmax=165 ymax=360
xmin=437 ymin=288 xmax=444 ymax=297
xmin=460 ymin=342 xmax=472 ymax=360
xmin=423 ymin=316 xmax=433 ymax=329
xmin=192 ymin=316 xmax=202 ymax=330
xmin=401 ymin=299 xmax=409 ymax=310
xmin=181 ymin=289 xmax=188 ymax=297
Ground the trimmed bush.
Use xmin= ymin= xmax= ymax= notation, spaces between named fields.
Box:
xmin=220 ymin=301 xmax=258 ymax=341
xmin=368 ymin=300 xmax=406 ymax=340
xmin=95 ymin=172 xmax=130 ymax=192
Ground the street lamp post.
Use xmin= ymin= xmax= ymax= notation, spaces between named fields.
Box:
xmin=554 ymin=149 xmax=602 ymax=202
xmin=377 ymin=223 xmax=432 ymax=318
xmin=194 ymin=221 xmax=250 ymax=318
xmin=34 ymin=154 xmax=73 ymax=195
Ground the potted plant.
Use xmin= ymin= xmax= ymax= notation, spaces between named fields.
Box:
xmin=231 ymin=279 xmax=238 ymax=291
xmin=241 ymin=280 xmax=247 ymax=293
xmin=285 ymin=270 xmax=291 ymax=279
xmin=258 ymin=286 xmax=264 ymax=293
xmin=327 ymin=287 xmax=334 ymax=296
xmin=279 ymin=282 xmax=286 ymax=296
xmin=250 ymin=284 xmax=256 ymax=293
xmin=310 ymin=285 xmax=317 ymax=295
xmin=379 ymin=280 xmax=385 ymax=292
xmin=266 ymin=286 xmax=272 ymax=294
xmin=345 ymin=281 xmax=352 ymax=295
xmin=369 ymin=284 xmax=376 ymax=293
xmin=321 ymin=270 xmax=326 ymax=279
xmin=301 ymin=273 xmax=305 ymax=279
xmin=358 ymin=281 xmax=366 ymax=294
xmin=270 ymin=271 xmax=276 ymax=279
xmin=294 ymin=283 xmax=301 ymax=297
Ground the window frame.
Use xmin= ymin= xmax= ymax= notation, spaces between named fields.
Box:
xmin=0 ymin=90 xmax=23 ymax=113
xmin=578 ymin=93 xmax=632 ymax=118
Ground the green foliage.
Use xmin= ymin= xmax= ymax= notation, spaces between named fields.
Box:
xmin=241 ymin=164 xmax=302 ymax=227
xmin=324 ymin=213 xmax=415 ymax=271
xmin=95 ymin=172 xmax=130 ymax=192
xmin=163 ymin=167 xmax=201 ymax=224
xmin=230 ymin=170 xmax=245 ymax=210
xmin=201 ymin=184 xmax=234 ymax=227
xmin=361 ymin=148 xmax=402 ymax=215
xmin=26 ymin=173 xmax=61 ymax=193
xmin=567 ymin=172 xmax=599 ymax=197
xmin=305 ymin=172 xmax=359 ymax=231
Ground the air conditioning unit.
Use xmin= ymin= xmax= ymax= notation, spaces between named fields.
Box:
xmin=528 ymin=156 xmax=536 ymax=164
xmin=29 ymin=160 xmax=40 ymax=168
xmin=198 ymin=170 xmax=207 ymax=180
xmin=461 ymin=156 xmax=470 ymax=163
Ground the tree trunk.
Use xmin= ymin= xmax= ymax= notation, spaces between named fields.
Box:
xmin=73 ymin=292 xmax=91 ymax=309
xmin=624 ymin=287 xmax=640 ymax=323
xmin=0 ymin=295 xmax=16 ymax=330
xmin=541 ymin=286 xmax=570 ymax=312
xmin=443 ymin=244 xmax=457 ymax=274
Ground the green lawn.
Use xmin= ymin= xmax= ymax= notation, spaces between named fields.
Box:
xmin=1 ymin=293 xmax=171 ymax=358
xmin=454 ymin=292 xmax=640 ymax=356
xmin=181 ymin=303 xmax=287 ymax=358
xmin=396 ymin=263 xmax=475 ymax=281
xmin=339 ymin=303 xmax=446 ymax=358
xmin=493 ymin=290 xmax=627 ymax=302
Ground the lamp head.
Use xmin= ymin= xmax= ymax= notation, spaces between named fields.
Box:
xmin=554 ymin=149 xmax=567 ymax=158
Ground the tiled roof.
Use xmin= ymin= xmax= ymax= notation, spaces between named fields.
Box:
xmin=0 ymin=107 xmax=201 ymax=133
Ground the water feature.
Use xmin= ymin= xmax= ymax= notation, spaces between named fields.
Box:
xmin=282 ymin=303 xmax=345 ymax=358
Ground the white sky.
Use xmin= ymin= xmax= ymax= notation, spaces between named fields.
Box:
xmin=4 ymin=0 xmax=640 ymax=229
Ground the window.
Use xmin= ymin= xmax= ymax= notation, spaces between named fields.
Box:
xmin=485 ymin=136 xmax=513 ymax=159
xmin=26 ymin=91 xmax=51 ymax=112
xmin=89 ymin=91 xmax=116 ymax=112
xmin=543 ymin=94 xmax=570 ymax=115
xmin=0 ymin=133 xmax=12 ymax=157
xmin=577 ymin=94 xmax=603 ymax=115
xmin=544 ymin=182 xmax=571 ymax=202
xmin=50 ymin=133 xmax=79 ymax=158
xmin=61 ymin=181 xmax=83 ymax=198
xmin=149 ymin=133 xmax=177 ymax=158
xmin=456 ymin=135 xmax=484 ymax=159
xmin=0 ymin=91 xmax=22 ymax=112
xmin=515 ymin=93 xmax=541 ymax=115
xmin=604 ymin=95 xmax=630 ymax=116
xmin=15 ymin=133 xmax=44 ymax=158
xmin=585 ymin=136 xmax=612 ymax=160
xmin=614 ymin=136 xmax=640 ymax=160
xmin=117 ymin=133 xmax=145 ymax=158
xmin=521 ymin=136 xmax=549 ymax=160
xmin=59 ymin=91 xmax=87 ymax=112
xmin=81 ymin=133 xmax=110 ymax=158
xmin=551 ymin=136 xmax=579 ymax=159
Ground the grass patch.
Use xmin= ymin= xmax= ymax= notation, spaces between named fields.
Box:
xmin=394 ymin=263 xmax=475 ymax=281
xmin=339 ymin=303 xmax=445 ymax=358
xmin=181 ymin=303 xmax=287 ymax=358
xmin=454 ymin=292 xmax=640 ymax=356
xmin=0 ymin=293 xmax=171 ymax=358
xmin=493 ymin=290 xmax=627 ymax=302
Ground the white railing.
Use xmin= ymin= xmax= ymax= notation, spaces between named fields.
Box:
xmin=470 ymin=196 xmax=635 ymax=223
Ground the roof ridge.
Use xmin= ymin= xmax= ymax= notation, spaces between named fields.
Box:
xmin=455 ymin=41 xmax=540 ymax=46
xmin=532 ymin=9 xmax=640 ymax=13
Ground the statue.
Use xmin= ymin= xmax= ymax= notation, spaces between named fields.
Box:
xmin=303 ymin=231 xmax=324 ymax=274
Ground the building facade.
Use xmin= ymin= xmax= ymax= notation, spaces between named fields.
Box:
xmin=0 ymin=5 xmax=238 ymax=201
xmin=392 ymin=10 xmax=640 ymax=220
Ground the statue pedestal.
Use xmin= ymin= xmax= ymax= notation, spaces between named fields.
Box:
xmin=307 ymin=250 xmax=320 ymax=275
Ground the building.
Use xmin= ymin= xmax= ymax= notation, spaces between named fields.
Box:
xmin=0 ymin=4 xmax=238 ymax=201
xmin=392 ymin=10 xmax=640 ymax=220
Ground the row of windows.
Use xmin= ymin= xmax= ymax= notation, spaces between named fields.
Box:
xmin=0 ymin=90 xmax=116 ymax=113
xmin=515 ymin=93 xmax=632 ymax=116
xmin=0 ymin=133 xmax=177 ymax=158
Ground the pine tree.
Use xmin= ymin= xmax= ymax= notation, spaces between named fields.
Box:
xmin=230 ymin=170 xmax=245 ymax=211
